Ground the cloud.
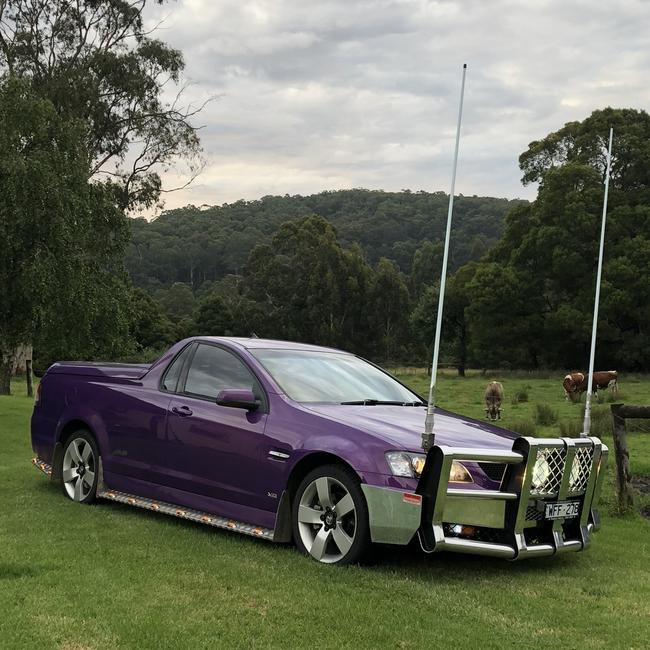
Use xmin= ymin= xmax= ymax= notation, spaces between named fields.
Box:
xmin=143 ymin=0 xmax=650 ymax=212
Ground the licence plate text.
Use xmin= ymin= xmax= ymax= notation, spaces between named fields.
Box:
xmin=544 ymin=500 xmax=580 ymax=520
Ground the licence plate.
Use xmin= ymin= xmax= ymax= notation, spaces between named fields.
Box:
xmin=544 ymin=500 xmax=580 ymax=520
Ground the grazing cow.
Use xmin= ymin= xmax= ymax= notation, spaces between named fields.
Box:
xmin=484 ymin=381 xmax=504 ymax=421
xmin=563 ymin=372 xmax=585 ymax=401
xmin=563 ymin=371 xmax=618 ymax=401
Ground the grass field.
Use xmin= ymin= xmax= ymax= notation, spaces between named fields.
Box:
xmin=1 ymin=374 xmax=649 ymax=649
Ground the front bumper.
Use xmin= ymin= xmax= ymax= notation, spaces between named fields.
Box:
xmin=362 ymin=436 xmax=608 ymax=560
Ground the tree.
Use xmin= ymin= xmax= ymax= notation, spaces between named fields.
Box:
xmin=0 ymin=1 xmax=204 ymax=392
xmin=483 ymin=107 xmax=650 ymax=369
xmin=242 ymin=216 xmax=374 ymax=351
xmin=129 ymin=288 xmax=174 ymax=350
xmin=410 ymin=264 xmax=478 ymax=375
xmin=123 ymin=190 xmax=519 ymax=291
xmin=368 ymin=258 xmax=410 ymax=360
xmin=194 ymin=294 xmax=234 ymax=336
xmin=409 ymin=240 xmax=443 ymax=299
xmin=0 ymin=0 xmax=204 ymax=211
xmin=0 ymin=77 xmax=131 ymax=390
xmin=156 ymin=282 xmax=196 ymax=323
xmin=465 ymin=263 xmax=545 ymax=369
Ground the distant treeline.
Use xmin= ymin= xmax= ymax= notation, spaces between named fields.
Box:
xmin=123 ymin=190 xmax=521 ymax=369
xmin=121 ymin=108 xmax=650 ymax=374
xmin=126 ymin=190 xmax=519 ymax=290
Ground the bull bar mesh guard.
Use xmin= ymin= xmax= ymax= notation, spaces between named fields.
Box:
xmin=416 ymin=436 xmax=608 ymax=560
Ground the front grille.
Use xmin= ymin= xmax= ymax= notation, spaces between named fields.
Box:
xmin=531 ymin=447 xmax=565 ymax=496
xmin=478 ymin=462 xmax=506 ymax=483
xmin=525 ymin=504 xmax=545 ymax=521
xmin=568 ymin=446 xmax=594 ymax=495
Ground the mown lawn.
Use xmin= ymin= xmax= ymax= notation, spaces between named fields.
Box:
xmin=1 ymin=375 xmax=649 ymax=649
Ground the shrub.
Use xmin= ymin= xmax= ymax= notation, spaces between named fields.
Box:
xmin=559 ymin=418 xmax=582 ymax=437
xmin=580 ymin=405 xmax=612 ymax=437
xmin=535 ymin=402 xmax=557 ymax=426
xmin=508 ymin=419 xmax=537 ymax=437
xmin=511 ymin=389 xmax=529 ymax=405
xmin=600 ymin=390 xmax=625 ymax=404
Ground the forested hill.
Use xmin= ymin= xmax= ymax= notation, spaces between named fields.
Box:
xmin=126 ymin=189 xmax=525 ymax=290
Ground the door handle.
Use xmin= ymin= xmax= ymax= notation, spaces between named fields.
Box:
xmin=171 ymin=405 xmax=193 ymax=417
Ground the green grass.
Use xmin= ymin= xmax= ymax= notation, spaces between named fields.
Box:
xmin=2 ymin=375 xmax=650 ymax=649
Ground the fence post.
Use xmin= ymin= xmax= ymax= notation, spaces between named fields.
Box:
xmin=26 ymin=359 xmax=34 ymax=398
xmin=610 ymin=404 xmax=633 ymax=512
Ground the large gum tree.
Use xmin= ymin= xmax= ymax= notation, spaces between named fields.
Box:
xmin=0 ymin=0 xmax=204 ymax=393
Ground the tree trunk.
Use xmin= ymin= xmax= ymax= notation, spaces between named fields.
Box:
xmin=26 ymin=359 xmax=34 ymax=398
xmin=0 ymin=355 xmax=12 ymax=395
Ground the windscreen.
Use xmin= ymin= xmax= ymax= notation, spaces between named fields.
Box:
xmin=251 ymin=349 xmax=421 ymax=404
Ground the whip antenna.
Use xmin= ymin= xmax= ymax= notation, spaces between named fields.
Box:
xmin=422 ymin=64 xmax=467 ymax=452
xmin=582 ymin=127 xmax=614 ymax=438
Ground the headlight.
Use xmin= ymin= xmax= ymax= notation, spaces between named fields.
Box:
xmin=569 ymin=456 xmax=582 ymax=489
xmin=385 ymin=452 xmax=425 ymax=478
xmin=531 ymin=455 xmax=551 ymax=490
xmin=449 ymin=461 xmax=473 ymax=483
xmin=385 ymin=452 xmax=472 ymax=482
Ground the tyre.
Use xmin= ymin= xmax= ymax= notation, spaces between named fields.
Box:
xmin=292 ymin=464 xmax=370 ymax=565
xmin=60 ymin=430 xmax=99 ymax=504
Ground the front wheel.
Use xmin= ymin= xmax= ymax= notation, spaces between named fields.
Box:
xmin=60 ymin=430 xmax=99 ymax=504
xmin=292 ymin=465 xmax=370 ymax=565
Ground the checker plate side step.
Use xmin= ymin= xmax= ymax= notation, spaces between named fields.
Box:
xmin=33 ymin=457 xmax=53 ymax=477
xmin=97 ymin=488 xmax=275 ymax=541
xmin=32 ymin=457 xmax=274 ymax=541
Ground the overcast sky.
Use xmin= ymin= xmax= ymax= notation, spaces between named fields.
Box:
xmin=144 ymin=0 xmax=650 ymax=212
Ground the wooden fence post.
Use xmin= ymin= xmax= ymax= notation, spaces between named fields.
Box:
xmin=610 ymin=404 xmax=633 ymax=512
xmin=26 ymin=359 xmax=34 ymax=398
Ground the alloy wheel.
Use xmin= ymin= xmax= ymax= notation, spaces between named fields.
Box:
xmin=62 ymin=437 xmax=96 ymax=501
xmin=297 ymin=476 xmax=357 ymax=563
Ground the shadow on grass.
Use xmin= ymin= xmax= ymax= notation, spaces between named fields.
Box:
xmin=30 ymin=473 xmax=590 ymax=580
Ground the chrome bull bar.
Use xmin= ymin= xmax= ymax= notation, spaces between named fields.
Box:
xmin=416 ymin=436 xmax=608 ymax=560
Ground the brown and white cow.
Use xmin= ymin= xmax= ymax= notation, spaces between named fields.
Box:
xmin=563 ymin=371 xmax=618 ymax=401
xmin=484 ymin=381 xmax=504 ymax=421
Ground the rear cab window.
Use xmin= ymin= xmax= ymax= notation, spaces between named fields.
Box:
xmin=161 ymin=344 xmax=193 ymax=392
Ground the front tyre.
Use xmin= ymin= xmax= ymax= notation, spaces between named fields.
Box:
xmin=292 ymin=465 xmax=370 ymax=565
xmin=60 ymin=430 xmax=99 ymax=504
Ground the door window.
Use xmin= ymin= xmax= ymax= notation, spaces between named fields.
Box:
xmin=184 ymin=344 xmax=257 ymax=400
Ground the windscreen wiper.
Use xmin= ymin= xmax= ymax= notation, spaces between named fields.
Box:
xmin=340 ymin=399 xmax=424 ymax=406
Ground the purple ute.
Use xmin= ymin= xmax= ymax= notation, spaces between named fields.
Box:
xmin=31 ymin=337 xmax=608 ymax=564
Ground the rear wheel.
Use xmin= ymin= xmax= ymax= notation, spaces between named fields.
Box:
xmin=60 ymin=430 xmax=99 ymax=504
xmin=292 ymin=465 xmax=370 ymax=565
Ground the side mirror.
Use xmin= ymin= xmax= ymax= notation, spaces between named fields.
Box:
xmin=216 ymin=388 xmax=260 ymax=411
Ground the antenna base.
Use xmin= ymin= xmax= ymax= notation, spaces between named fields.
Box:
xmin=421 ymin=432 xmax=435 ymax=453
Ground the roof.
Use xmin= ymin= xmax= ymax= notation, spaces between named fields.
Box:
xmin=197 ymin=336 xmax=347 ymax=354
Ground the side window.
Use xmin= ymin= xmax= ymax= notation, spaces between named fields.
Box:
xmin=184 ymin=344 xmax=257 ymax=400
xmin=162 ymin=345 xmax=193 ymax=392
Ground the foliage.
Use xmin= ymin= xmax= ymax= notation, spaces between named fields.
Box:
xmin=0 ymin=77 xmax=131 ymax=388
xmin=468 ymin=107 xmax=650 ymax=370
xmin=194 ymin=294 xmax=235 ymax=336
xmin=240 ymin=216 xmax=376 ymax=353
xmin=0 ymin=1 xmax=204 ymax=389
xmin=507 ymin=419 xmax=537 ymax=437
xmin=511 ymin=389 xmax=529 ymax=404
xmin=0 ymin=0 xmax=203 ymax=212
xmin=534 ymin=402 xmax=558 ymax=426
xmin=129 ymin=288 xmax=175 ymax=350
xmin=410 ymin=263 xmax=478 ymax=375
xmin=368 ymin=258 xmax=410 ymax=360
xmin=125 ymin=190 xmax=520 ymax=290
